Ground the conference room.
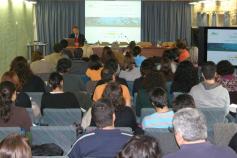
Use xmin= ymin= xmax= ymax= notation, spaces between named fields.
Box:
xmin=0 ymin=0 xmax=237 ymax=158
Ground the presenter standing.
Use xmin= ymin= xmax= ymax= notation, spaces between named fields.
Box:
xmin=69 ymin=25 xmax=86 ymax=47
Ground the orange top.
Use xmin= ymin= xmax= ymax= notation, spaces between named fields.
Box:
xmin=93 ymin=83 xmax=131 ymax=106
xmin=179 ymin=49 xmax=190 ymax=62
xmin=86 ymin=67 xmax=103 ymax=81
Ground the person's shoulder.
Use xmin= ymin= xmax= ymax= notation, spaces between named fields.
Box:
xmin=212 ymin=144 xmax=237 ymax=156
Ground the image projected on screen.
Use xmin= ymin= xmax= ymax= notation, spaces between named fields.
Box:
xmin=85 ymin=0 xmax=141 ymax=43
xmin=207 ymin=29 xmax=237 ymax=66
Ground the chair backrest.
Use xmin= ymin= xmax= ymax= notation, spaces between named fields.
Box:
xmin=145 ymin=128 xmax=179 ymax=156
xmin=85 ymin=127 xmax=133 ymax=133
xmin=140 ymin=108 xmax=156 ymax=122
xmin=70 ymin=60 xmax=89 ymax=75
xmin=229 ymin=91 xmax=237 ymax=104
xmin=213 ymin=123 xmax=237 ymax=146
xmin=0 ymin=127 xmax=21 ymax=141
xmin=42 ymin=108 xmax=82 ymax=126
xmin=26 ymin=92 xmax=43 ymax=108
xmin=198 ymin=108 xmax=226 ymax=131
xmin=31 ymin=126 xmax=77 ymax=154
xmin=63 ymin=74 xmax=86 ymax=92
xmin=72 ymin=91 xmax=92 ymax=111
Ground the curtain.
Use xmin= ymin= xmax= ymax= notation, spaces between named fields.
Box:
xmin=36 ymin=0 xmax=85 ymax=52
xmin=141 ymin=1 xmax=191 ymax=45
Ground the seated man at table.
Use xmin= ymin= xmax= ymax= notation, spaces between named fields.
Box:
xmin=68 ymin=98 xmax=132 ymax=158
xmin=69 ymin=25 xmax=85 ymax=46
xmin=164 ymin=108 xmax=237 ymax=158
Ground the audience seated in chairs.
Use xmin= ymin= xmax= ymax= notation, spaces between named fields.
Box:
xmin=133 ymin=58 xmax=155 ymax=95
xmin=68 ymin=98 xmax=132 ymax=158
xmin=217 ymin=60 xmax=237 ymax=104
xmin=86 ymin=54 xmax=103 ymax=81
xmin=57 ymin=58 xmax=85 ymax=92
xmin=101 ymin=46 xmax=117 ymax=65
xmin=133 ymin=46 xmax=146 ymax=67
xmin=119 ymin=52 xmax=141 ymax=82
xmin=1 ymin=71 xmax=31 ymax=108
xmin=190 ymin=61 xmax=230 ymax=115
xmin=0 ymin=134 xmax=31 ymax=158
xmin=136 ymin=70 xmax=166 ymax=116
xmin=41 ymin=72 xmax=80 ymax=114
xmin=142 ymin=87 xmax=174 ymax=129
xmin=0 ymin=81 xmax=32 ymax=132
xmin=176 ymin=39 xmax=190 ymax=63
xmin=91 ymin=82 xmax=142 ymax=134
xmin=172 ymin=94 xmax=196 ymax=112
xmin=30 ymin=51 xmax=54 ymax=74
xmin=10 ymin=56 xmax=46 ymax=92
xmin=93 ymin=67 xmax=131 ymax=106
xmin=44 ymin=43 xmax=64 ymax=68
xmin=164 ymin=108 xmax=237 ymax=158
xmin=97 ymin=59 xmax=128 ymax=87
xmin=117 ymin=135 xmax=161 ymax=158
xmin=171 ymin=60 xmax=199 ymax=98
xmin=162 ymin=48 xmax=179 ymax=73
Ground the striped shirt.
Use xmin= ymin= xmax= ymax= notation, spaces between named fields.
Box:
xmin=142 ymin=111 xmax=174 ymax=129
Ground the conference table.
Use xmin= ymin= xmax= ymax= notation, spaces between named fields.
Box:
xmin=67 ymin=45 xmax=168 ymax=58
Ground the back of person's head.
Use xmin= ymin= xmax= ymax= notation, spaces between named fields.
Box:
xmin=229 ymin=132 xmax=237 ymax=153
xmin=73 ymin=48 xmax=83 ymax=59
xmin=48 ymin=72 xmax=63 ymax=91
xmin=128 ymin=41 xmax=136 ymax=50
xmin=53 ymin=43 xmax=63 ymax=53
xmin=217 ymin=60 xmax=234 ymax=76
xmin=0 ymin=134 xmax=32 ymax=158
xmin=0 ymin=81 xmax=16 ymax=122
xmin=176 ymin=39 xmax=187 ymax=49
xmin=173 ymin=108 xmax=207 ymax=144
xmin=160 ymin=57 xmax=173 ymax=81
xmin=172 ymin=60 xmax=198 ymax=93
xmin=104 ymin=59 xmax=119 ymax=74
xmin=140 ymin=58 xmax=155 ymax=77
xmin=162 ymin=48 xmax=179 ymax=61
xmin=143 ymin=70 xmax=166 ymax=91
xmin=1 ymin=71 xmax=21 ymax=91
xmin=92 ymin=98 xmax=115 ymax=128
xmin=101 ymin=46 xmax=116 ymax=64
xmin=56 ymin=58 xmax=72 ymax=74
xmin=102 ymin=82 xmax=125 ymax=110
xmin=133 ymin=46 xmax=141 ymax=57
xmin=173 ymin=94 xmax=195 ymax=112
xmin=10 ymin=56 xmax=32 ymax=87
xmin=88 ymin=54 xmax=102 ymax=70
xmin=101 ymin=67 xmax=115 ymax=82
xmin=201 ymin=61 xmax=216 ymax=80
xmin=32 ymin=51 xmax=43 ymax=62
xmin=60 ymin=39 xmax=69 ymax=49
xmin=122 ymin=52 xmax=135 ymax=71
xmin=149 ymin=87 xmax=167 ymax=109
xmin=117 ymin=135 xmax=161 ymax=158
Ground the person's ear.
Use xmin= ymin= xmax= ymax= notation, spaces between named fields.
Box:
xmin=175 ymin=132 xmax=184 ymax=146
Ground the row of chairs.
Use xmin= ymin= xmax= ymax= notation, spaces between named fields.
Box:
xmin=1 ymin=123 xmax=236 ymax=156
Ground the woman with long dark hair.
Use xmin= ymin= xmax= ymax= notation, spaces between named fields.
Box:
xmin=10 ymin=56 xmax=45 ymax=92
xmin=0 ymin=81 xmax=31 ymax=131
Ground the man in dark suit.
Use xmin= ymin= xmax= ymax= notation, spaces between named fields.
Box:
xmin=69 ymin=25 xmax=86 ymax=46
